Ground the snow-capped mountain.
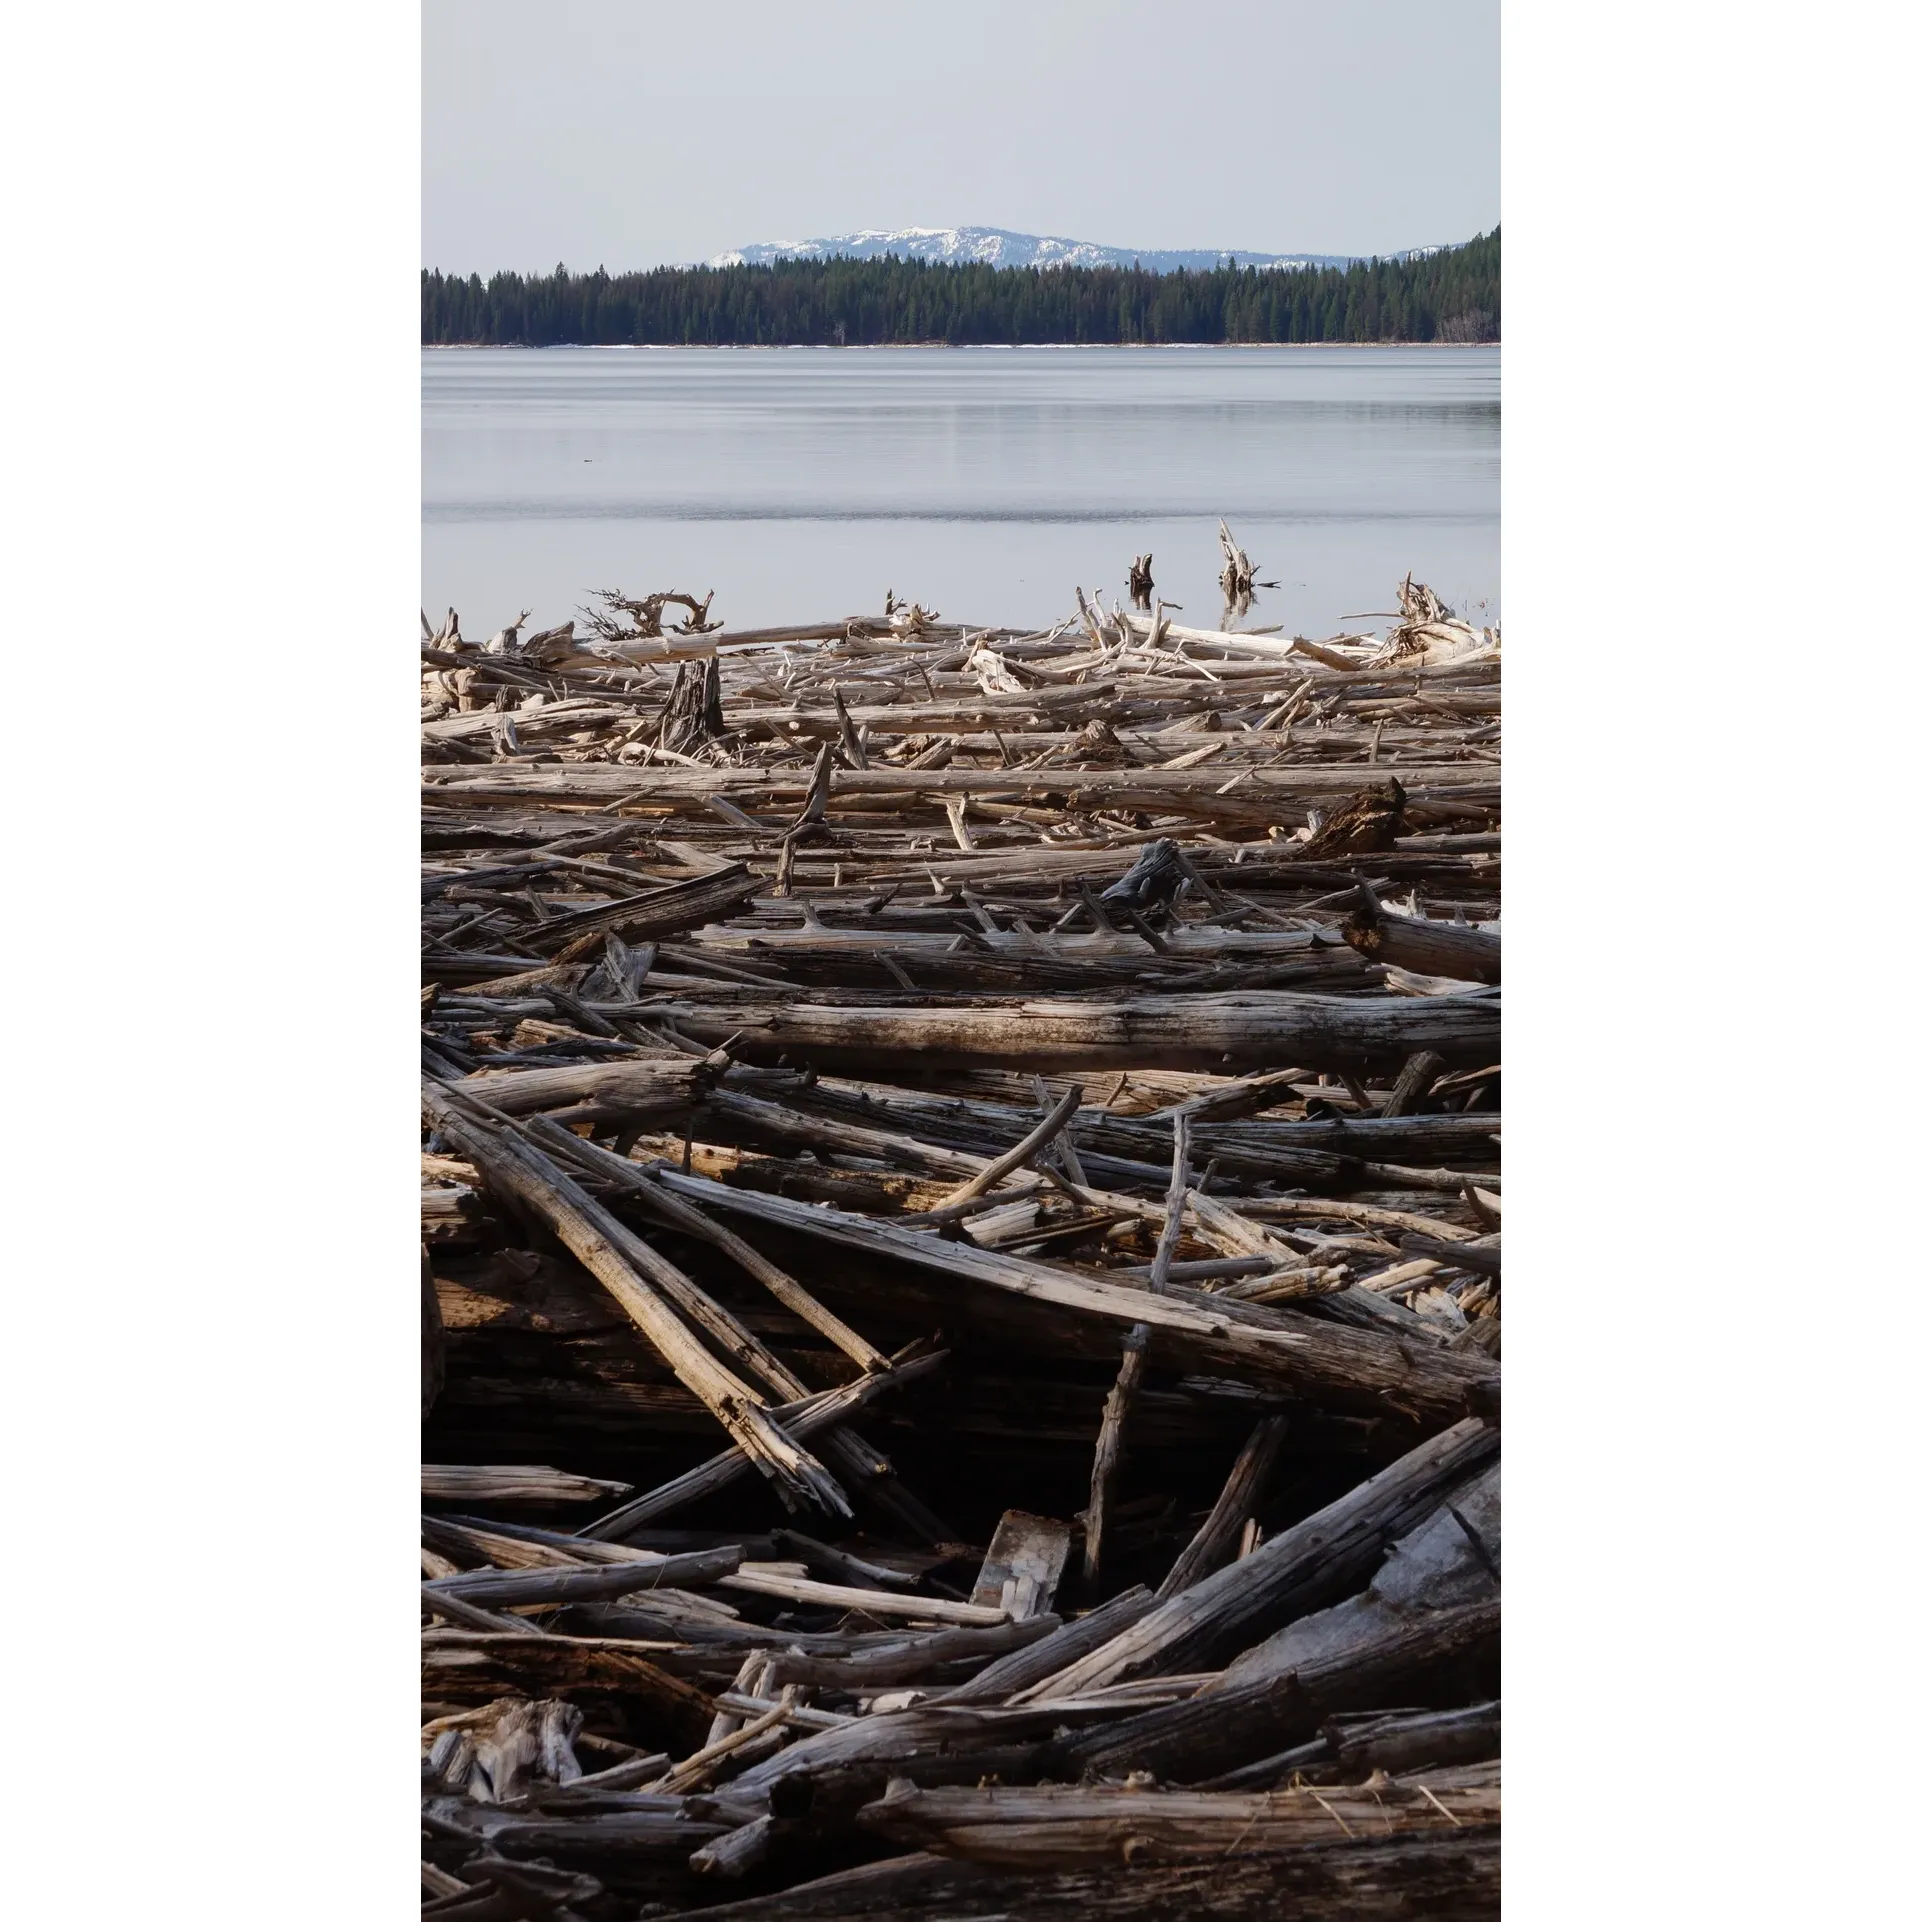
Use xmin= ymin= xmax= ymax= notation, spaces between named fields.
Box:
xmin=707 ymin=226 xmax=1448 ymax=273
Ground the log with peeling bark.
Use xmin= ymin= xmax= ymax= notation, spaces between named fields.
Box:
xmin=420 ymin=571 xmax=1501 ymax=1913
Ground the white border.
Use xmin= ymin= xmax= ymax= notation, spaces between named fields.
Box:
xmin=4 ymin=4 xmax=1917 ymax=1912
xmin=1508 ymin=5 xmax=1916 ymax=1914
xmin=4 ymin=3 xmax=420 ymax=1910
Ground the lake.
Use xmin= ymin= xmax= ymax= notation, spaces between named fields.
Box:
xmin=422 ymin=345 xmax=1498 ymax=640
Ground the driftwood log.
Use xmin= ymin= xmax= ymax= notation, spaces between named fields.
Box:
xmin=421 ymin=571 xmax=1501 ymax=1914
xmin=1342 ymin=877 xmax=1500 ymax=984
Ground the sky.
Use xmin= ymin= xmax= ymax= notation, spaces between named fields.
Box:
xmin=424 ymin=0 xmax=1498 ymax=273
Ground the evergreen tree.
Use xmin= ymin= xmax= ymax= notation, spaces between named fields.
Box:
xmin=420 ymin=231 xmax=1499 ymax=349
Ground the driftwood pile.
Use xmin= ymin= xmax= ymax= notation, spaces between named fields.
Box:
xmin=421 ymin=570 xmax=1502 ymax=1918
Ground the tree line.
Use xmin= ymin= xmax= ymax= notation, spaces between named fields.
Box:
xmin=422 ymin=230 xmax=1498 ymax=348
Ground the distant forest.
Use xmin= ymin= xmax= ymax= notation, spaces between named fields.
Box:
xmin=421 ymin=230 xmax=1498 ymax=348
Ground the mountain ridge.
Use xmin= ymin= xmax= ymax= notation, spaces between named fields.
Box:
xmin=706 ymin=224 xmax=1454 ymax=274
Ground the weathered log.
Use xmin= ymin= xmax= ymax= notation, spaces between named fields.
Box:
xmin=530 ymin=863 xmax=762 ymax=963
xmin=534 ymin=1122 xmax=890 ymax=1374
xmin=1255 ymin=1700 xmax=1502 ymax=1783
xmin=1027 ymin=1417 xmax=1498 ymax=1696
xmin=1216 ymin=1461 xmax=1500 ymax=1691
xmin=422 ymin=760 xmax=1495 ymax=812
xmin=1403 ymin=1230 xmax=1502 ymax=1275
xmin=939 ymin=1086 xmax=1083 ymax=1210
xmin=447 ymin=1057 xmax=709 ymax=1120
xmin=423 ymin=1464 xmax=633 ymax=1506
xmin=691 ymin=1812 xmax=780 ymax=1879
xmin=424 ymin=1696 xmax=584 ymax=1804
xmin=522 ymin=1116 xmax=954 ymax=1542
xmin=422 ymin=1587 xmax=544 ymax=1636
xmin=1052 ymin=1597 xmax=1499 ymax=1781
xmin=1084 ymin=1117 xmax=1191 ymax=1582
xmin=426 ymin=1798 xmax=731 ymax=1863
xmin=664 ymin=990 xmax=1499 ymax=1075
xmin=858 ymin=1769 xmax=1499 ymax=1868
xmin=576 ymin=1347 xmax=947 ymax=1540
xmin=692 ymin=1829 xmax=1500 ymax=1920
xmin=724 ymin=1701 xmax=1072 ymax=1801
xmin=423 ymin=1084 xmax=849 ymax=1515
xmin=423 ymin=1183 xmax=489 ymax=1247
xmin=1218 ymin=520 xmax=1257 ymax=602
xmin=1201 ymin=1615 xmax=1502 ymax=1791
xmin=1156 ymin=1413 xmax=1288 ymax=1597
xmin=659 ymin=655 xmax=727 ymax=754
xmin=424 ymin=1512 xmax=642 ymax=1570
xmin=722 ymin=1565 xmax=1011 ymax=1627
xmin=769 ymin=1529 xmax=921 ymax=1592
xmin=424 ymin=1543 xmax=742 ymax=1611
xmin=645 ymin=1166 xmax=1500 ymax=1424
xmin=1343 ymin=881 xmax=1500 ymax=984
xmin=761 ymin=1617 xmax=1061 ymax=1692
xmin=1382 ymin=1047 xmax=1448 ymax=1117
xmin=417 ymin=1849 xmax=605 ymax=1914
xmin=937 ymin=1586 xmax=1160 ymax=1703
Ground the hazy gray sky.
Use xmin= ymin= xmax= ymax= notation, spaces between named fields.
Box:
xmin=424 ymin=0 xmax=1498 ymax=272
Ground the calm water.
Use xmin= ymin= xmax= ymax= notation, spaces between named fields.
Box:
xmin=422 ymin=346 xmax=1498 ymax=639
